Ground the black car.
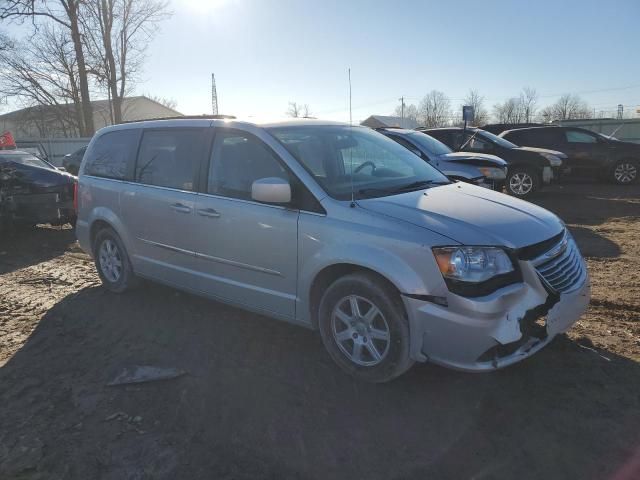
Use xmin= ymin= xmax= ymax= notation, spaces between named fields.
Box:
xmin=62 ymin=145 xmax=88 ymax=175
xmin=0 ymin=150 xmax=76 ymax=227
xmin=422 ymin=127 xmax=566 ymax=198
xmin=500 ymin=126 xmax=639 ymax=184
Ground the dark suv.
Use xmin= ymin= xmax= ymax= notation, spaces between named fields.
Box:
xmin=500 ymin=126 xmax=639 ymax=184
xmin=423 ymin=127 xmax=565 ymax=198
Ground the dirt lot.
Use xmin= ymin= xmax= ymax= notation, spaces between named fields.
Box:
xmin=1 ymin=183 xmax=639 ymax=480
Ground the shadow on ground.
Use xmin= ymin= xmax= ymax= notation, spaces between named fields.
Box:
xmin=1 ymin=283 xmax=639 ymax=480
xmin=0 ymin=225 xmax=78 ymax=275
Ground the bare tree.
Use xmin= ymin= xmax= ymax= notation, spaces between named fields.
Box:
xmin=461 ymin=89 xmax=488 ymax=126
xmin=393 ymin=102 xmax=418 ymax=123
xmin=492 ymin=97 xmax=524 ymax=124
xmin=82 ymin=0 xmax=169 ymax=124
xmin=286 ymin=101 xmax=312 ymax=118
xmin=0 ymin=24 xmax=83 ymax=136
xmin=541 ymin=94 xmax=591 ymax=121
xmin=1 ymin=0 xmax=96 ymax=135
xmin=418 ymin=90 xmax=451 ymax=128
xmin=519 ymin=87 xmax=538 ymax=123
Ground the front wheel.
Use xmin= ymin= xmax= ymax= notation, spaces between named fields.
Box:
xmin=506 ymin=167 xmax=539 ymax=198
xmin=611 ymin=160 xmax=638 ymax=185
xmin=318 ymin=273 xmax=414 ymax=383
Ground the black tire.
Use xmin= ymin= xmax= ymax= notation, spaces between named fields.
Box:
xmin=611 ymin=159 xmax=638 ymax=185
xmin=506 ymin=166 xmax=540 ymax=198
xmin=318 ymin=273 xmax=414 ymax=383
xmin=93 ymin=227 xmax=137 ymax=293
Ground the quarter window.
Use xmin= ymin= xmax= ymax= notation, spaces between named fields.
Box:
xmin=85 ymin=129 xmax=139 ymax=179
xmin=566 ymin=130 xmax=597 ymax=143
xmin=208 ymin=131 xmax=289 ymax=201
xmin=135 ymin=129 xmax=207 ymax=191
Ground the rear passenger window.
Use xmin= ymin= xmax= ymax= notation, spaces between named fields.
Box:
xmin=208 ymin=131 xmax=289 ymax=201
xmin=84 ymin=129 xmax=139 ymax=179
xmin=135 ymin=129 xmax=208 ymax=191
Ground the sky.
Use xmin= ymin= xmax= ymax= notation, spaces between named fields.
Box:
xmin=6 ymin=0 xmax=640 ymax=122
xmin=138 ymin=0 xmax=640 ymax=122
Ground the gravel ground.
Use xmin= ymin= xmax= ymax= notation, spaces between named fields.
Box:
xmin=0 ymin=183 xmax=639 ymax=480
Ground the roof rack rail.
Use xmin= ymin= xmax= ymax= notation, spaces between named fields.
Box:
xmin=121 ymin=114 xmax=236 ymax=124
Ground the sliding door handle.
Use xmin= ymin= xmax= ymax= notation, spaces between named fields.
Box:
xmin=170 ymin=203 xmax=191 ymax=213
xmin=197 ymin=207 xmax=221 ymax=218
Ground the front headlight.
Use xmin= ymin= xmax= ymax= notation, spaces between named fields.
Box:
xmin=478 ymin=166 xmax=506 ymax=180
xmin=540 ymin=153 xmax=563 ymax=167
xmin=432 ymin=246 xmax=521 ymax=297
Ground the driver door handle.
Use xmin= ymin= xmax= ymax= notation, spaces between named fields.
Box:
xmin=197 ymin=207 xmax=221 ymax=218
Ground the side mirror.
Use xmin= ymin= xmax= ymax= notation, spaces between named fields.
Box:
xmin=251 ymin=177 xmax=291 ymax=204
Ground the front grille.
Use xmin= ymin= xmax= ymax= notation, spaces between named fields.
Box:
xmin=532 ymin=231 xmax=585 ymax=294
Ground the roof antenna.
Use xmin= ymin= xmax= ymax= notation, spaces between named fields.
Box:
xmin=349 ymin=68 xmax=356 ymax=208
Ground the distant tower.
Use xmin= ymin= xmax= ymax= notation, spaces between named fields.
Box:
xmin=617 ymin=104 xmax=623 ymax=120
xmin=211 ymin=73 xmax=219 ymax=115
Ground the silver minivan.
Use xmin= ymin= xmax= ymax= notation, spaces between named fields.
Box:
xmin=76 ymin=118 xmax=590 ymax=382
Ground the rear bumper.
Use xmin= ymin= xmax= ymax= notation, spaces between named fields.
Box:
xmin=2 ymin=193 xmax=75 ymax=224
xmin=402 ymin=260 xmax=590 ymax=371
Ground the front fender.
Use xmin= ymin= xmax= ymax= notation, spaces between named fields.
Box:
xmin=296 ymin=212 xmax=449 ymax=325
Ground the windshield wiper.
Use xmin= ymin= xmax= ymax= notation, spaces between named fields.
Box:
xmin=390 ymin=179 xmax=449 ymax=194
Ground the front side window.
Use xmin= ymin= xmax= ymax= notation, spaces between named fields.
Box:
xmin=565 ymin=130 xmax=597 ymax=144
xmin=85 ymin=129 xmax=139 ymax=180
xmin=269 ymin=126 xmax=449 ymax=200
xmin=208 ymin=131 xmax=289 ymax=201
xmin=135 ymin=129 xmax=207 ymax=191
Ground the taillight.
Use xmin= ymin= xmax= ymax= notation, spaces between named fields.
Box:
xmin=73 ymin=181 xmax=78 ymax=212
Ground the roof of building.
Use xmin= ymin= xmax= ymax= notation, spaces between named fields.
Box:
xmin=0 ymin=95 xmax=182 ymax=120
xmin=361 ymin=115 xmax=419 ymax=129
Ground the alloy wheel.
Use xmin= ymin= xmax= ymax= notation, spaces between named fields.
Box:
xmin=98 ymin=238 xmax=123 ymax=283
xmin=331 ymin=295 xmax=391 ymax=367
xmin=509 ymin=172 xmax=533 ymax=196
xmin=614 ymin=163 xmax=637 ymax=184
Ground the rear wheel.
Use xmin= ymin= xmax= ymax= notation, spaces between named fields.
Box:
xmin=93 ymin=227 xmax=137 ymax=293
xmin=611 ymin=160 xmax=638 ymax=185
xmin=318 ymin=273 xmax=414 ymax=383
xmin=506 ymin=167 xmax=539 ymax=198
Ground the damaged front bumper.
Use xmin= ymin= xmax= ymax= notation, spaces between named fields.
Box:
xmin=402 ymin=255 xmax=591 ymax=371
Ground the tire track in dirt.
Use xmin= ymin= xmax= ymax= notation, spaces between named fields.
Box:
xmin=0 ymin=252 xmax=99 ymax=366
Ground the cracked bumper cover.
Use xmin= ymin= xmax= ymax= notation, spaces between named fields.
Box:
xmin=402 ymin=258 xmax=591 ymax=371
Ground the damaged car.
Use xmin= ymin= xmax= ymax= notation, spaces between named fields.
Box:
xmin=0 ymin=150 xmax=77 ymax=228
xmin=376 ymin=127 xmax=508 ymax=190
xmin=76 ymin=118 xmax=590 ymax=382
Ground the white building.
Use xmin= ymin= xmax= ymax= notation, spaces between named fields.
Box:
xmin=0 ymin=96 xmax=182 ymax=139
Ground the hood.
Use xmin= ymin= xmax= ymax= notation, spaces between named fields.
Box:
xmin=358 ymin=182 xmax=563 ymax=248
xmin=517 ymin=146 xmax=568 ymax=159
xmin=438 ymin=152 xmax=507 ymax=167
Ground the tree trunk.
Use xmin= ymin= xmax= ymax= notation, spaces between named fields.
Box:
xmin=69 ymin=1 xmax=94 ymax=136
xmin=100 ymin=0 xmax=122 ymax=124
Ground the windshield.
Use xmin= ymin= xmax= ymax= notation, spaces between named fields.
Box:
xmin=478 ymin=130 xmax=518 ymax=148
xmin=408 ymin=131 xmax=452 ymax=155
xmin=269 ymin=126 xmax=449 ymax=200
xmin=0 ymin=153 xmax=53 ymax=169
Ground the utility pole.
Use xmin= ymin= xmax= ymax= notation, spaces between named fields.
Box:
xmin=399 ymin=96 xmax=405 ymax=120
xmin=211 ymin=73 xmax=219 ymax=115
xmin=617 ymin=104 xmax=623 ymax=119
